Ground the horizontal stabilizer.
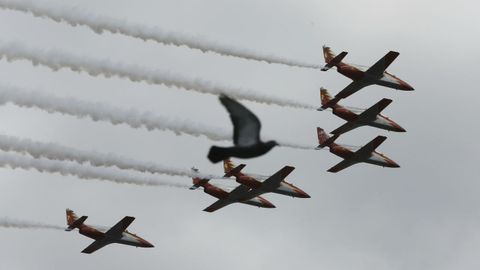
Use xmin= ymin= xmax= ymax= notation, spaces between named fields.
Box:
xmin=317 ymin=127 xmax=339 ymax=148
xmin=322 ymin=48 xmax=348 ymax=71
xmin=190 ymin=177 xmax=210 ymax=190
xmin=66 ymin=216 xmax=87 ymax=231
xmin=224 ymin=164 xmax=246 ymax=177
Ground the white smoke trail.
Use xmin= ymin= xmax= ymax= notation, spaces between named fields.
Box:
xmin=0 ymin=217 xmax=64 ymax=230
xmin=0 ymin=41 xmax=316 ymax=110
xmin=276 ymin=141 xmax=315 ymax=150
xmin=0 ymin=0 xmax=321 ymax=69
xmin=0 ymin=132 xmax=222 ymax=179
xmin=0 ymin=152 xmax=189 ymax=188
xmin=0 ymin=85 xmax=314 ymax=151
xmin=0 ymin=84 xmax=231 ymax=141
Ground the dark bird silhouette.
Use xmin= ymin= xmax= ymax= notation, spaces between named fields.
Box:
xmin=208 ymin=95 xmax=278 ymax=163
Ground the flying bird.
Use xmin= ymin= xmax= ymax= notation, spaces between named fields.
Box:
xmin=207 ymin=95 xmax=278 ymax=163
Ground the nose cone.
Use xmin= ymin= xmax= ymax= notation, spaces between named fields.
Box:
xmin=295 ymin=187 xmax=311 ymax=198
xmin=264 ymin=202 xmax=276 ymax=208
xmin=399 ymin=80 xmax=414 ymax=91
xmin=395 ymin=126 xmax=407 ymax=132
xmin=259 ymin=197 xmax=276 ymax=208
xmin=140 ymin=238 xmax=155 ymax=248
xmin=386 ymin=158 xmax=400 ymax=168
xmin=390 ymin=121 xmax=406 ymax=132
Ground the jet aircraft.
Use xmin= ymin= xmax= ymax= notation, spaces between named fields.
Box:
xmin=319 ymin=88 xmax=406 ymax=135
xmin=223 ymin=159 xmax=310 ymax=198
xmin=316 ymin=128 xmax=399 ymax=172
xmin=65 ymin=209 xmax=154 ymax=254
xmin=320 ymin=46 xmax=414 ymax=109
xmin=190 ymin=168 xmax=275 ymax=212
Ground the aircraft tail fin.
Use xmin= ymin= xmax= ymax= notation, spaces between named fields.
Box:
xmin=223 ymin=160 xmax=246 ymax=177
xmin=316 ymin=127 xmax=340 ymax=148
xmin=223 ymin=159 xmax=236 ymax=174
xmin=319 ymin=88 xmax=342 ymax=110
xmin=66 ymin=209 xmax=87 ymax=231
xmin=322 ymin=46 xmax=348 ymax=71
xmin=190 ymin=177 xmax=210 ymax=190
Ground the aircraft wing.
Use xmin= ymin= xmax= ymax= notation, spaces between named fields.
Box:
xmin=203 ymin=185 xmax=252 ymax=212
xmin=331 ymin=99 xmax=393 ymax=135
xmin=366 ymin=51 xmax=400 ymax=77
xmin=330 ymin=121 xmax=359 ymax=135
xmin=203 ymin=199 xmax=232 ymax=212
xmin=327 ymin=159 xmax=358 ymax=173
xmin=104 ymin=216 xmax=135 ymax=237
xmin=357 ymin=99 xmax=392 ymax=121
xmin=321 ymin=81 xmax=368 ymax=109
xmin=261 ymin=166 xmax=295 ymax=190
xmin=354 ymin=136 xmax=387 ymax=157
xmin=240 ymin=166 xmax=296 ymax=200
xmin=81 ymin=240 xmax=110 ymax=254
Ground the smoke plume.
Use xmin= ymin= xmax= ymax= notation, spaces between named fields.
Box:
xmin=0 ymin=132 xmax=222 ymax=179
xmin=0 ymin=217 xmax=64 ymax=230
xmin=0 ymin=41 xmax=316 ymax=110
xmin=0 ymin=152 xmax=190 ymax=188
xmin=0 ymin=0 xmax=320 ymax=69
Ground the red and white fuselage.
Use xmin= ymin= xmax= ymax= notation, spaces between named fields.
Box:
xmin=65 ymin=209 xmax=153 ymax=254
xmin=327 ymin=143 xmax=399 ymax=168
xmin=76 ymin=225 xmax=153 ymax=248
xmin=223 ymin=160 xmax=310 ymax=198
xmin=192 ymin=177 xmax=275 ymax=209
xmin=335 ymin=62 xmax=414 ymax=91
xmin=320 ymin=88 xmax=405 ymax=133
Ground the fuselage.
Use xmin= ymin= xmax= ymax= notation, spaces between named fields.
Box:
xmin=332 ymin=106 xmax=406 ymax=132
xmin=328 ymin=143 xmax=399 ymax=168
xmin=336 ymin=63 xmax=414 ymax=91
xmin=77 ymin=224 xmax=153 ymax=248
xmin=200 ymin=182 xmax=274 ymax=208
xmin=234 ymin=175 xmax=310 ymax=198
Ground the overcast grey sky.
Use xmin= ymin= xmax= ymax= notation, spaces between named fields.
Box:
xmin=0 ymin=0 xmax=479 ymax=269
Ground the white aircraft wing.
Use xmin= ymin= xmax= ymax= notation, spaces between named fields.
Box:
xmin=366 ymin=51 xmax=399 ymax=77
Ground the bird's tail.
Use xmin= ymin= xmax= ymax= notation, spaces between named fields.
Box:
xmin=208 ymin=146 xmax=230 ymax=163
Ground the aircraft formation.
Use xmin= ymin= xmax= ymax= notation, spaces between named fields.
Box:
xmin=316 ymin=46 xmax=413 ymax=172
xmin=0 ymin=2 xmax=414 ymax=253
xmin=51 ymin=45 xmax=415 ymax=254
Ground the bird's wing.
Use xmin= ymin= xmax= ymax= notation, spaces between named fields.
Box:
xmin=220 ymin=96 xmax=261 ymax=147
